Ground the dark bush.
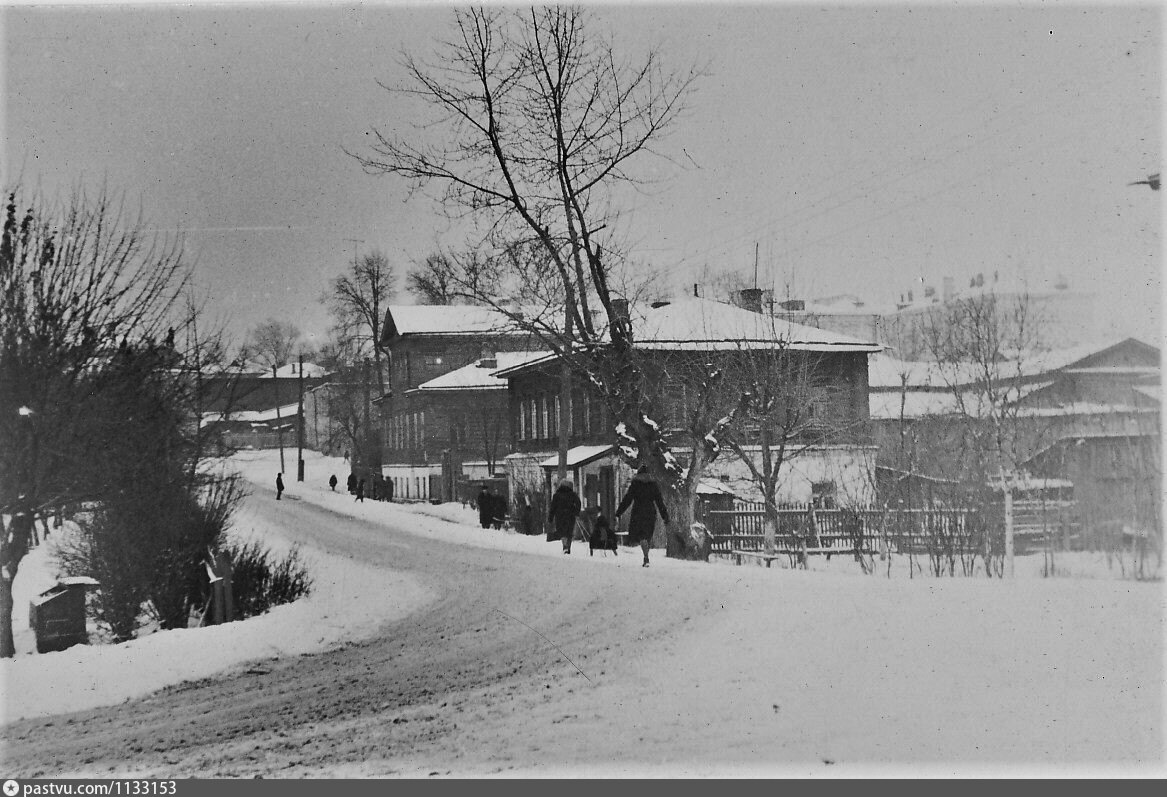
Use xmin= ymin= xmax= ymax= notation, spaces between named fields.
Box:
xmin=222 ymin=538 xmax=313 ymax=619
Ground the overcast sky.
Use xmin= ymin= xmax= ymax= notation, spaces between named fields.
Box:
xmin=2 ymin=1 xmax=1161 ymax=350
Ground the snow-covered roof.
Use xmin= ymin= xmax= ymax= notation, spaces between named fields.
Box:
xmin=868 ymin=337 xmax=1145 ymax=390
xmin=383 ymin=304 xmax=532 ymax=338
xmin=630 ymin=298 xmax=881 ymax=351
xmin=1134 ymin=385 xmax=1160 ymax=402
xmin=272 ymin=362 xmax=327 ymax=378
xmin=986 ymin=473 xmax=1074 ymax=492
xmin=695 ymin=478 xmax=738 ymax=496
xmin=1013 ymin=402 xmax=1159 ymax=418
xmin=200 ymin=403 xmax=301 ymax=427
xmin=538 ymin=445 xmax=616 ymax=469
xmin=409 ymin=351 xmax=549 ymax=392
xmin=869 ymin=382 xmax=1054 ymax=420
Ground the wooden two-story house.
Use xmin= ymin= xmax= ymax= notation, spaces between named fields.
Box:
xmin=378 ymin=304 xmax=541 ymax=499
xmin=494 ymin=296 xmax=883 ymax=535
xmin=867 ymin=336 xmax=1161 ymax=544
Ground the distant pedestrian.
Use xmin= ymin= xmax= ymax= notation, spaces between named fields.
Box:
xmin=547 ymin=479 xmax=582 ymax=555
xmin=343 ymin=449 xmax=350 ymax=463
xmin=615 ymin=465 xmax=669 ymax=568
xmin=347 ymin=473 xmax=356 ymax=494
xmin=275 ymin=472 xmax=284 ymax=501
xmin=478 ymin=485 xmax=493 ymax=529
xmin=385 ymin=477 xmax=394 ymax=503
xmin=355 ymin=478 xmax=365 ymax=502
xmin=328 ymin=474 xmax=338 ymax=492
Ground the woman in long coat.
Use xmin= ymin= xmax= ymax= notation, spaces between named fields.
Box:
xmin=547 ymin=479 xmax=582 ymax=554
xmin=615 ymin=465 xmax=669 ymax=567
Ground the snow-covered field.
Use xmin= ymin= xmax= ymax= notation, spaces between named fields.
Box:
xmin=3 ymin=449 xmax=1164 ymax=776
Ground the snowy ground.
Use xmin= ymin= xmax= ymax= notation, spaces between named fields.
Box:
xmin=2 ymin=449 xmax=1164 ymax=777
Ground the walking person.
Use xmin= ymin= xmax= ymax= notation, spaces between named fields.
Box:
xmin=328 ymin=474 xmax=338 ymax=492
xmin=275 ymin=472 xmax=284 ymax=501
xmin=547 ymin=479 xmax=582 ymax=554
xmin=355 ymin=478 xmax=365 ymax=502
xmin=477 ymin=485 xmax=494 ymax=529
xmin=347 ymin=473 xmax=356 ymax=494
xmin=385 ymin=477 xmax=394 ymax=503
xmin=615 ymin=464 xmax=669 ymax=567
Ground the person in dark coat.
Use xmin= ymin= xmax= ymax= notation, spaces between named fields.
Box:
xmin=347 ymin=473 xmax=357 ymax=494
xmin=615 ymin=464 xmax=669 ymax=567
xmin=385 ymin=477 xmax=394 ymax=503
xmin=489 ymin=491 xmax=507 ymax=530
xmin=275 ymin=472 xmax=284 ymax=501
xmin=355 ymin=478 xmax=365 ymax=502
xmin=478 ymin=485 xmax=493 ymax=529
xmin=587 ymin=506 xmax=618 ymax=557
xmin=547 ymin=479 xmax=582 ymax=554
xmin=328 ymin=474 xmax=338 ymax=492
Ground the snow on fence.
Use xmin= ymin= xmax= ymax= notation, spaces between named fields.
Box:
xmin=701 ymin=502 xmax=978 ymax=556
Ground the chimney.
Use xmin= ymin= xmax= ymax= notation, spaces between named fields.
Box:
xmin=693 ymin=283 xmax=700 ymax=298
xmin=477 ymin=355 xmax=498 ymax=369
xmin=738 ymin=288 xmax=764 ymax=314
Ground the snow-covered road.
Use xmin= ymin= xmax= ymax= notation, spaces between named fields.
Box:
xmin=1 ymin=450 xmax=1163 ymax=778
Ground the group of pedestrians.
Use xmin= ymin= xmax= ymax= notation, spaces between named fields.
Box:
xmin=281 ymin=462 xmax=669 ymax=568
xmin=547 ymin=464 xmax=669 ymax=568
xmin=342 ymin=471 xmax=394 ymax=503
xmin=278 ymin=470 xmax=395 ymax=503
xmin=476 ymin=485 xmax=508 ymax=530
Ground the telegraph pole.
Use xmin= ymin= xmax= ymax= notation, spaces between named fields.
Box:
xmin=296 ymin=354 xmax=305 ymax=482
xmin=273 ymin=364 xmax=286 ymax=474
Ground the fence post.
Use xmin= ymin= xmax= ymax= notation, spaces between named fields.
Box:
xmin=1004 ymin=484 xmax=1015 ymax=578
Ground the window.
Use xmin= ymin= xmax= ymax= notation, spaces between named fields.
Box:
xmin=540 ymin=396 xmax=549 ymax=440
xmin=519 ymin=402 xmax=527 ymax=441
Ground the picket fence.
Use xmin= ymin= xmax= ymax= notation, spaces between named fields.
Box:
xmin=699 ymin=501 xmax=981 ymax=556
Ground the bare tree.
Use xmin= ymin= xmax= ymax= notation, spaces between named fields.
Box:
xmin=243 ymin=317 xmax=302 ymax=370
xmin=353 ymin=7 xmax=717 ymax=556
xmin=0 ymin=186 xmax=190 ymax=656
xmin=921 ymin=288 xmax=1051 ymax=576
xmin=407 ymin=250 xmax=502 ymax=305
xmin=325 ymin=248 xmax=395 ymax=391
xmin=719 ymin=339 xmax=867 ymax=556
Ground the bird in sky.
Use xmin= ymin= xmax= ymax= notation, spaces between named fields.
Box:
xmin=1127 ymin=173 xmax=1160 ymax=190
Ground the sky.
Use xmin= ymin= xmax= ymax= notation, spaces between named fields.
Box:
xmin=4 ymin=448 xmax=1163 ymax=777
xmin=2 ymin=1 xmax=1162 ymax=351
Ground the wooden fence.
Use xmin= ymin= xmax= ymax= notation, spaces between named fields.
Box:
xmin=700 ymin=501 xmax=980 ymax=556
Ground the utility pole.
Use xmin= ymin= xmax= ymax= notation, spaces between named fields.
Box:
xmin=296 ymin=354 xmax=305 ymax=482
xmin=363 ymin=357 xmax=372 ymax=483
xmin=273 ymin=364 xmax=286 ymax=474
